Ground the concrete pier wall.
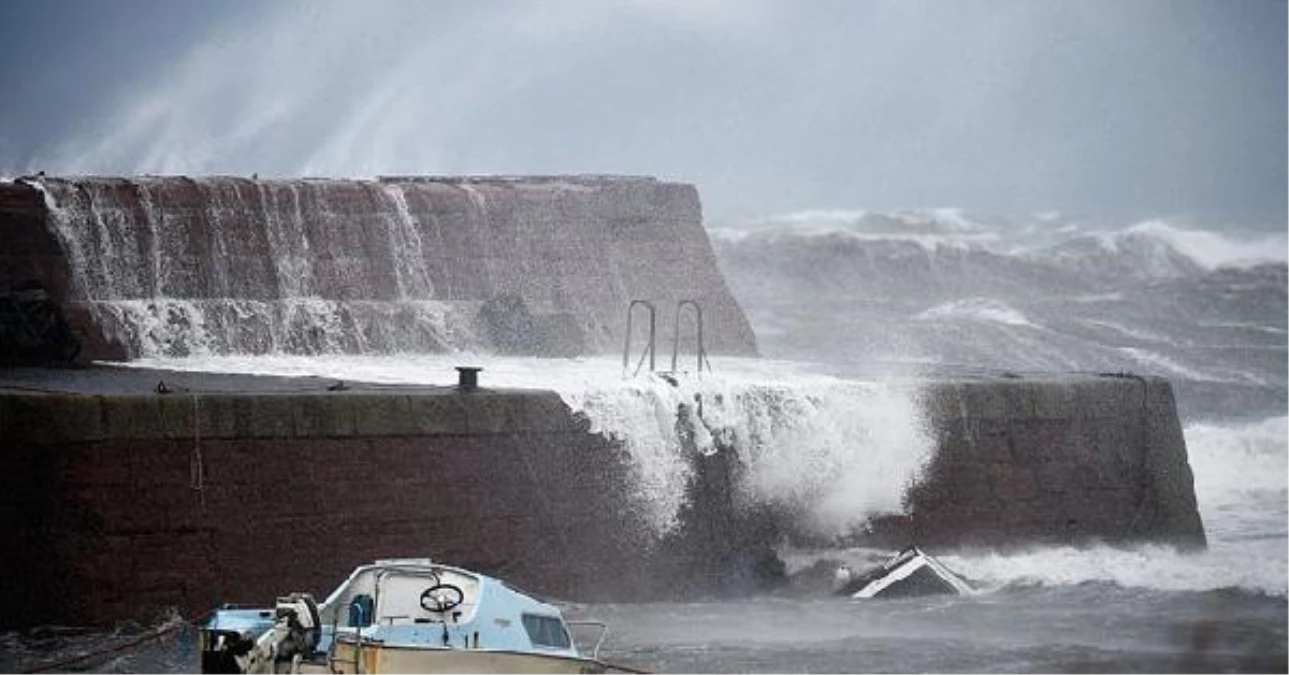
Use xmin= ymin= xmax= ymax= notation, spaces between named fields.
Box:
xmin=1 ymin=387 xmax=661 ymax=628
xmin=0 ymin=175 xmax=758 ymax=360
xmin=890 ymin=374 xmax=1205 ymax=550
xmin=0 ymin=369 xmax=1204 ymax=628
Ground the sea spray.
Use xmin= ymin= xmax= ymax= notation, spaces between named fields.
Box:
xmin=718 ymin=380 xmax=933 ymax=538
xmin=23 ymin=177 xmax=482 ymax=356
xmin=558 ymin=373 xmax=933 ymax=537
xmin=130 ymin=354 xmax=936 ymax=539
xmin=1185 ymin=416 xmax=1288 ymax=508
xmin=376 ymin=182 xmax=435 ymax=300
xmin=1184 ymin=416 xmax=1288 ymax=551
xmin=941 ymin=543 xmax=1288 ymax=597
xmin=938 ymin=416 xmax=1289 ymax=597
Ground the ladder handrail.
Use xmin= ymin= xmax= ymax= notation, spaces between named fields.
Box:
xmin=671 ymin=299 xmax=711 ymax=375
xmin=623 ymin=300 xmax=657 ymax=377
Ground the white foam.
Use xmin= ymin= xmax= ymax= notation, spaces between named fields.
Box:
xmin=95 ymin=299 xmax=218 ymax=357
xmin=1126 ymin=220 xmax=1289 ymax=270
xmin=1186 ymin=417 xmax=1288 ymax=515
xmin=735 ymin=207 xmax=1000 ymax=243
xmin=377 ymin=183 xmax=435 ymax=300
xmin=707 ymin=227 xmax=753 ymax=243
xmin=1083 ymin=319 xmax=1178 ymax=344
xmin=944 ymin=543 xmax=1287 ymax=597
xmin=129 ymin=354 xmax=933 ymax=537
xmin=756 ymin=208 xmax=870 ymax=225
xmin=914 ymin=298 xmax=1036 ymax=328
xmin=938 ymin=416 xmax=1288 ymax=597
xmin=929 ymin=207 xmax=980 ymax=232
xmin=1116 ymin=347 xmax=1222 ymax=383
xmin=730 ymin=227 xmax=1001 ymax=256
xmin=1068 ymin=292 xmax=1123 ymax=303
xmin=709 ymin=377 xmax=933 ymax=537
xmin=1196 ymin=320 xmax=1288 ymax=336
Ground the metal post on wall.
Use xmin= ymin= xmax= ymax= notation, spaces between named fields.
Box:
xmin=671 ymin=300 xmax=711 ymax=375
xmin=623 ymin=300 xmax=657 ymax=377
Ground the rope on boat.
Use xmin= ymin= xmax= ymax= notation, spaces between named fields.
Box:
xmin=18 ymin=614 xmax=188 ymax=674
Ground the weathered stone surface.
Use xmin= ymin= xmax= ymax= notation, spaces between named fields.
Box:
xmin=0 ymin=383 xmax=662 ymax=628
xmin=290 ymin=395 xmax=359 ymax=437
xmin=0 ymin=369 xmax=1205 ymax=628
xmin=900 ymin=375 xmax=1205 ymax=551
xmin=0 ymin=175 xmax=759 ymax=360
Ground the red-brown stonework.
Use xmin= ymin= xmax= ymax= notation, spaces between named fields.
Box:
xmin=893 ymin=375 xmax=1206 ymax=551
xmin=0 ymin=386 xmax=660 ymax=628
xmin=0 ymin=175 xmax=758 ymax=360
xmin=0 ymin=370 xmax=1205 ymax=629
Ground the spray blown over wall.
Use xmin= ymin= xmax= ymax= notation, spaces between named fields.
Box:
xmin=4 ymin=175 xmax=757 ymax=359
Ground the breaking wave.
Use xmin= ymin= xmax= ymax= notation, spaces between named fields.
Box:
xmin=710 ymin=208 xmax=1286 ymax=597
xmin=1123 ymin=220 xmax=1289 ymax=270
xmin=118 ymin=206 xmax=1286 ymax=597
xmin=943 ymin=543 xmax=1287 ymax=597
xmin=723 ymin=208 xmax=1287 ymax=271
xmin=712 ymin=209 xmax=1287 ymax=419
xmin=131 ymin=354 xmax=933 ymax=538
xmin=1186 ymin=417 xmax=1288 ymax=552
xmin=915 ymin=298 xmax=1035 ymax=327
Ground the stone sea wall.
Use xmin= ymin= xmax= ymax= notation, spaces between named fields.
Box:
xmin=0 ymin=384 xmax=654 ymax=629
xmin=0 ymin=175 xmax=758 ymax=360
xmin=0 ymin=370 xmax=1203 ymax=628
xmin=884 ymin=374 xmax=1205 ymax=550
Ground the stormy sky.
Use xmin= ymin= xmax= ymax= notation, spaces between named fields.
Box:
xmin=0 ymin=0 xmax=1283 ymax=225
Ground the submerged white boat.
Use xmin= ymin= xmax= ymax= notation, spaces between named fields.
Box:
xmin=200 ymin=558 xmax=619 ymax=674
xmin=833 ymin=546 xmax=975 ymax=599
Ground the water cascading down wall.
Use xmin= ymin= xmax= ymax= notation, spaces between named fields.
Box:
xmin=0 ymin=175 xmax=1204 ymax=628
xmin=0 ymin=174 xmax=758 ymax=359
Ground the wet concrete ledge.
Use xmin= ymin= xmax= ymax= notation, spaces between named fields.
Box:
xmin=0 ymin=366 xmax=584 ymax=442
xmin=0 ymin=366 xmax=1204 ymax=628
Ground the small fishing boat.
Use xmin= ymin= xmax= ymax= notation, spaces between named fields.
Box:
xmin=200 ymin=558 xmax=618 ymax=674
xmin=833 ymin=546 xmax=974 ymax=599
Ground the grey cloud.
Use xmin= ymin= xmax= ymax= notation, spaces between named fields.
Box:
xmin=0 ymin=0 xmax=1282 ymax=225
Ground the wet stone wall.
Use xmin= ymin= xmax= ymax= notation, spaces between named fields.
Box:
xmin=873 ymin=375 xmax=1206 ymax=551
xmin=0 ymin=372 xmax=1204 ymax=628
xmin=0 ymin=175 xmax=758 ymax=360
xmin=0 ymin=387 xmax=664 ymax=628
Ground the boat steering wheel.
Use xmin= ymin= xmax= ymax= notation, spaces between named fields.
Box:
xmin=419 ymin=583 xmax=465 ymax=613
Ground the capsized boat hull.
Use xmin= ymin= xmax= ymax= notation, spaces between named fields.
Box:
xmin=835 ymin=546 xmax=974 ymax=598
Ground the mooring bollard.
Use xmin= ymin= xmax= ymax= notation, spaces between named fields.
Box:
xmin=456 ymin=366 xmax=482 ymax=392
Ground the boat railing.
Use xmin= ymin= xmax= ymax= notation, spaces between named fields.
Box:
xmin=566 ymin=620 xmax=609 ymax=661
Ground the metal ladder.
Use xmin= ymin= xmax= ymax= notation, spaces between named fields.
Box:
xmin=671 ymin=299 xmax=712 ymax=375
xmin=622 ymin=300 xmax=657 ymax=377
xmin=622 ymin=299 xmax=711 ymax=377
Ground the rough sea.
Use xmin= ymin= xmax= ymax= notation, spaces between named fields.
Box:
xmin=3 ymin=210 xmax=1285 ymax=673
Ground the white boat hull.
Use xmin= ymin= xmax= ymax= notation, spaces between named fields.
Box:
xmin=201 ymin=559 xmax=628 ymax=674
xmin=320 ymin=641 xmax=607 ymax=674
xmin=835 ymin=546 xmax=975 ymax=598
